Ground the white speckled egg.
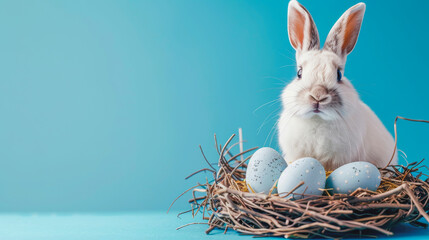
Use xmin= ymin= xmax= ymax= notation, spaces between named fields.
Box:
xmin=277 ymin=157 xmax=326 ymax=200
xmin=245 ymin=147 xmax=287 ymax=194
xmin=326 ymin=161 xmax=381 ymax=195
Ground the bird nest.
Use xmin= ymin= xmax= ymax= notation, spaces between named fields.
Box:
xmin=170 ymin=117 xmax=429 ymax=238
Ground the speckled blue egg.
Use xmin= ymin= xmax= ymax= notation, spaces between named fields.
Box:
xmin=245 ymin=147 xmax=287 ymax=194
xmin=277 ymin=157 xmax=326 ymax=200
xmin=326 ymin=161 xmax=381 ymax=195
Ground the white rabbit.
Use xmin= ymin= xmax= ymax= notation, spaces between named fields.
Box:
xmin=278 ymin=0 xmax=397 ymax=171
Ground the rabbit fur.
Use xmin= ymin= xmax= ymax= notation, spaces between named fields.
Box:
xmin=278 ymin=0 xmax=397 ymax=171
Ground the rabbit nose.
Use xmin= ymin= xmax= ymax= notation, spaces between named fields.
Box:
xmin=309 ymin=94 xmax=329 ymax=103
xmin=308 ymin=86 xmax=331 ymax=104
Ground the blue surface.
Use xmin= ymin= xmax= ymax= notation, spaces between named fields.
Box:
xmin=0 ymin=211 xmax=426 ymax=240
xmin=0 ymin=0 xmax=428 ymax=213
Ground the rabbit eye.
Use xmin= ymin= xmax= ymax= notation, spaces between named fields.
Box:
xmin=297 ymin=67 xmax=302 ymax=79
xmin=337 ymin=69 xmax=342 ymax=82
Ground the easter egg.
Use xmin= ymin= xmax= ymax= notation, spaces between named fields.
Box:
xmin=326 ymin=161 xmax=381 ymax=194
xmin=245 ymin=147 xmax=287 ymax=194
xmin=277 ymin=157 xmax=326 ymax=200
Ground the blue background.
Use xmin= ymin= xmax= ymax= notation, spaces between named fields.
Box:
xmin=0 ymin=0 xmax=428 ymax=219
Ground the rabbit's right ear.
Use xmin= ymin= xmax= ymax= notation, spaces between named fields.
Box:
xmin=287 ymin=0 xmax=320 ymax=55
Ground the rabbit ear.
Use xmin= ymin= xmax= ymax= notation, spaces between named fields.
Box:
xmin=287 ymin=0 xmax=320 ymax=54
xmin=323 ymin=3 xmax=366 ymax=57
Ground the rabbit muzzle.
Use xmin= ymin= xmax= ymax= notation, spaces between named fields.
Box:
xmin=306 ymin=85 xmax=333 ymax=111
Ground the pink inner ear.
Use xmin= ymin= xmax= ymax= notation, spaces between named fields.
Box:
xmin=289 ymin=7 xmax=306 ymax=50
xmin=342 ymin=10 xmax=363 ymax=54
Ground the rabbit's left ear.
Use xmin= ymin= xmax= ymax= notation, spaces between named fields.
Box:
xmin=324 ymin=3 xmax=366 ymax=57
xmin=287 ymin=0 xmax=320 ymax=54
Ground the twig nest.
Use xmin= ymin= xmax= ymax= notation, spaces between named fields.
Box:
xmin=177 ymin=130 xmax=429 ymax=238
xmin=277 ymin=157 xmax=326 ymax=199
xmin=326 ymin=161 xmax=381 ymax=194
